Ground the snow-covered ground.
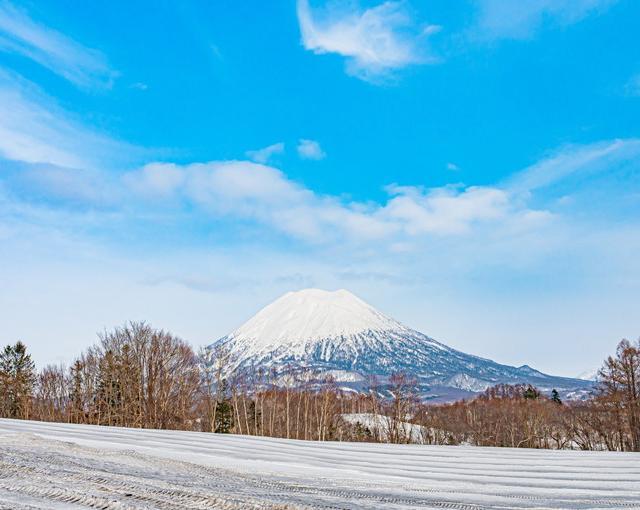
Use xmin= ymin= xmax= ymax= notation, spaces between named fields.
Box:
xmin=1 ymin=419 xmax=639 ymax=510
xmin=341 ymin=413 xmax=426 ymax=443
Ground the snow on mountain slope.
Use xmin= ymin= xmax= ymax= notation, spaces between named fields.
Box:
xmin=234 ymin=288 xmax=406 ymax=346
xmin=576 ymin=368 xmax=600 ymax=381
xmin=211 ymin=288 xmax=592 ymax=400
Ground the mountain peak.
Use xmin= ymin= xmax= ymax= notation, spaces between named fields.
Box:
xmin=211 ymin=288 xmax=592 ymax=402
xmin=229 ymin=288 xmax=404 ymax=349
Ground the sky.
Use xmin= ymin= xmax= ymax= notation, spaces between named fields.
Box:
xmin=0 ymin=0 xmax=639 ymax=377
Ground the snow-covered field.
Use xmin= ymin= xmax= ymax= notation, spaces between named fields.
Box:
xmin=1 ymin=419 xmax=639 ymax=510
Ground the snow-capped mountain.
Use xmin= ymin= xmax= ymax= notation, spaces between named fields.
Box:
xmin=576 ymin=368 xmax=599 ymax=381
xmin=210 ymin=289 xmax=592 ymax=402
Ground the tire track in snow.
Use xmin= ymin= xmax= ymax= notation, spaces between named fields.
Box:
xmin=0 ymin=440 xmax=491 ymax=510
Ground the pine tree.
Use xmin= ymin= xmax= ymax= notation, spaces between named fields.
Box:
xmin=70 ymin=359 xmax=85 ymax=423
xmin=0 ymin=342 xmax=36 ymax=419
xmin=214 ymin=379 xmax=234 ymax=433
xmin=551 ymin=389 xmax=562 ymax=405
xmin=353 ymin=422 xmax=373 ymax=442
xmin=214 ymin=400 xmax=234 ymax=433
xmin=523 ymin=385 xmax=540 ymax=400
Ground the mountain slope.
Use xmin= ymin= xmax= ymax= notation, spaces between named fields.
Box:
xmin=211 ymin=289 xmax=592 ymax=401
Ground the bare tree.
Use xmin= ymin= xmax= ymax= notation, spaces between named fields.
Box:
xmin=598 ymin=338 xmax=640 ymax=451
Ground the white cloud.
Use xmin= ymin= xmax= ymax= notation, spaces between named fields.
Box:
xmin=446 ymin=162 xmax=459 ymax=171
xmin=0 ymin=1 xmax=116 ymax=88
xmin=296 ymin=0 xmax=440 ymax=82
xmin=382 ymin=185 xmax=514 ymax=235
xmin=123 ymin=162 xmax=185 ymax=199
xmin=6 ymin=157 xmax=556 ymax=247
xmin=0 ymin=70 xmax=131 ymax=170
xmin=9 ymin=128 xmax=638 ymax=251
xmin=12 ymin=138 xmax=639 ymax=248
xmin=473 ymin=0 xmax=617 ymax=40
xmin=297 ymin=139 xmax=326 ymax=160
xmin=124 ymin=160 xmax=391 ymax=243
xmin=246 ymin=142 xmax=285 ymax=164
xmin=120 ymin=159 xmax=549 ymax=244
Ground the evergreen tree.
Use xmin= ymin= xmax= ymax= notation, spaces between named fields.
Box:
xmin=523 ymin=385 xmax=540 ymax=400
xmin=551 ymin=389 xmax=562 ymax=405
xmin=214 ymin=400 xmax=234 ymax=433
xmin=353 ymin=422 xmax=373 ymax=442
xmin=0 ymin=342 xmax=36 ymax=419
xmin=248 ymin=399 xmax=261 ymax=434
xmin=214 ymin=379 xmax=234 ymax=433
xmin=70 ymin=359 xmax=85 ymax=423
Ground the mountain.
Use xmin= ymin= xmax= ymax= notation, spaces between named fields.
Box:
xmin=576 ymin=368 xmax=599 ymax=381
xmin=210 ymin=288 xmax=593 ymax=402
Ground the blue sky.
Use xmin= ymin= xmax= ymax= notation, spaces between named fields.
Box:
xmin=1 ymin=0 xmax=639 ymax=376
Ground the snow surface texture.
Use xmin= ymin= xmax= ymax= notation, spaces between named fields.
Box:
xmin=2 ymin=419 xmax=640 ymax=510
xmin=212 ymin=289 xmax=592 ymax=401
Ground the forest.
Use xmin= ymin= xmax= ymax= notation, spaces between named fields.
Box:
xmin=1 ymin=322 xmax=639 ymax=451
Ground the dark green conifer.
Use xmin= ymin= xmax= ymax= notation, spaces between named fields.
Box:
xmin=0 ymin=342 xmax=36 ymax=419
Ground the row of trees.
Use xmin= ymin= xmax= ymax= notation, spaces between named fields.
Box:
xmin=1 ymin=323 xmax=639 ymax=451
xmin=25 ymin=323 xmax=201 ymax=430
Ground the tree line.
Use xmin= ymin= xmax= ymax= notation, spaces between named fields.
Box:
xmin=1 ymin=322 xmax=639 ymax=451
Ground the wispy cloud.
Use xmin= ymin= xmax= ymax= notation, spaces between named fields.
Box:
xmin=124 ymin=160 xmax=393 ymax=243
xmin=296 ymin=0 xmax=440 ymax=82
xmin=297 ymin=139 xmax=326 ymax=160
xmin=10 ymin=163 xmax=120 ymax=206
xmin=506 ymin=139 xmax=640 ymax=193
xmin=473 ymin=0 xmax=617 ymax=40
xmin=0 ymin=70 xmax=130 ymax=170
xmin=12 ymin=157 xmax=547 ymax=245
xmin=0 ymin=0 xmax=116 ymax=88
xmin=3 ymin=160 xmax=527 ymax=247
xmin=625 ymin=73 xmax=640 ymax=97
xmin=6 ymin=133 xmax=640 ymax=250
xmin=246 ymin=142 xmax=285 ymax=164
xmin=0 ymin=69 xmax=146 ymax=175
